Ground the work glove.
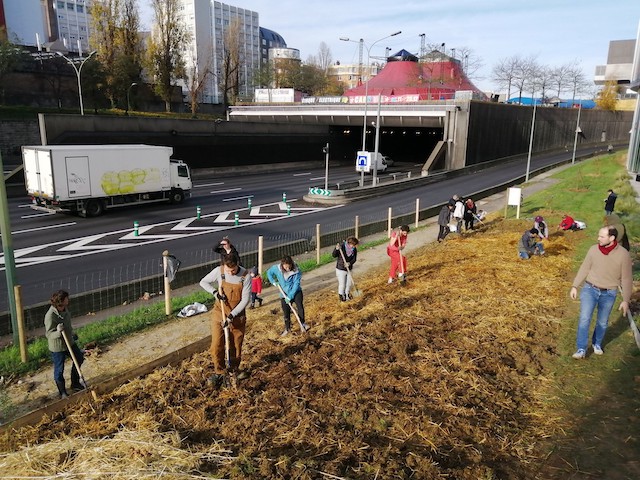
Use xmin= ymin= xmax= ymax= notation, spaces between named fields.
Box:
xmin=56 ymin=323 xmax=65 ymax=333
xmin=215 ymin=291 xmax=227 ymax=301
xmin=222 ymin=312 xmax=234 ymax=328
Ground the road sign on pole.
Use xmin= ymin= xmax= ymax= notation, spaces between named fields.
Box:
xmin=356 ymin=151 xmax=371 ymax=172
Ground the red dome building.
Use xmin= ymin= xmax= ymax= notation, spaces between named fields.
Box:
xmin=343 ymin=49 xmax=486 ymax=102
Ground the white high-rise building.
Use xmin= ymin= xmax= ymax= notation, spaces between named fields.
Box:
xmin=179 ymin=0 xmax=260 ymax=104
xmin=49 ymin=0 xmax=91 ymax=53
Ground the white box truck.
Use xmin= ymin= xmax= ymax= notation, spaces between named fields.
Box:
xmin=22 ymin=144 xmax=192 ymax=217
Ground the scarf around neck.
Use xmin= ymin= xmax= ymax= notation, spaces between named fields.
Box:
xmin=598 ymin=240 xmax=617 ymax=255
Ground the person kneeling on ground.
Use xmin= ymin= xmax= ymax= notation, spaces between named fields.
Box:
xmin=199 ymin=255 xmax=251 ymax=387
xmin=267 ymin=255 xmax=309 ymax=336
xmin=558 ymin=214 xmax=577 ymax=231
xmin=518 ymin=228 xmax=545 ymax=259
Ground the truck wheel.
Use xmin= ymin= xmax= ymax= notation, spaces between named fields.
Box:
xmin=170 ymin=189 xmax=185 ymax=204
xmin=85 ymin=199 xmax=105 ymax=217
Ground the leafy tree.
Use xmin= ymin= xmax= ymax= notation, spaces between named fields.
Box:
xmin=0 ymin=32 xmax=24 ymax=104
xmin=146 ymin=0 xmax=190 ymax=112
xmin=90 ymin=0 xmax=142 ymax=108
xmin=596 ymin=80 xmax=618 ymax=110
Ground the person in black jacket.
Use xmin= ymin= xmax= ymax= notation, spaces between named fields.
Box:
xmin=437 ymin=204 xmax=453 ymax=242
xmin=332 ymin=237 xmax=359 ymax=301
xmin=604 ymin=189 xmax=617 ymax=215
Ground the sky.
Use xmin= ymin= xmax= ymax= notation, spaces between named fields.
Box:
xmin=139 ymin=0 xmax=640 ymax=95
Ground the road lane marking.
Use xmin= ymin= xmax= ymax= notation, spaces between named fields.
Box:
xmin=210 ymin=188 xmax=242 ymax=194
xmin=309 ymin=176 xmax=326 ymax=181
xmin=293 ymin=172 xmax=311 ymax=176
xmin=222 ymin=195 xmax=254 ymax=202
xmin=21 ymin=213 xmax=56 ymax=219
xmin=194 ymin=182 xmax=225 ymax=188
xmin=13 ymin=222 xmax=77 ymax=234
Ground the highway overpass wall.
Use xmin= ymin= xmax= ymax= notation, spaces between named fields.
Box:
xmin=466 ymin=102 xmax=633 ymax=166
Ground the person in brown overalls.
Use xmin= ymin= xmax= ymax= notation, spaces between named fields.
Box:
xmin=199 ymin=254 xmax=252 ymax=387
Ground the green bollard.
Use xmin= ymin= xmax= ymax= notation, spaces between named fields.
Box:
xmin=287 ymin=204 xmax=291 ymax=216
xmin=196 ymin=205 xmax=201 ymax=219
xmin=234 ymin=212 xmax=239 ymax=225
xmin=133 ymin=220 xmax=139 ymax=237
xmin=282 ymin=192 xmax=287 ymax=202
xmin=248 ymin=198 xmax=252 ymax=210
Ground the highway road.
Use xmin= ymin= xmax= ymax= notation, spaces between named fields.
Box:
xmin=0 ymin=146 xmax=599 ymax=311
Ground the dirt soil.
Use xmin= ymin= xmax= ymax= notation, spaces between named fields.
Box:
xmin=1 ymin=216 xmax=640 ymax=479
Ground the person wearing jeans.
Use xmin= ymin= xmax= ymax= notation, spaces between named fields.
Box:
xmin=570 ymin=226 xmax=632 ymax=359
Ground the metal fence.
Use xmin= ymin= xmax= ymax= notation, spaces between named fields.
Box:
xmin=1 ymin=196 xmax=444 ymax=337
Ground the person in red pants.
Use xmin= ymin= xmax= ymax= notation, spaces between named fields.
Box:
xmin=387 ymin=225 xmax=410 ymax=284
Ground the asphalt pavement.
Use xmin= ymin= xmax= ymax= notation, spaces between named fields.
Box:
xmin=0 ymin=163 xmax=571 ymax=348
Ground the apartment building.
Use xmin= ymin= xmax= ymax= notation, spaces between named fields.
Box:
xmin=179 ymin=0 xmax=261 ymax=104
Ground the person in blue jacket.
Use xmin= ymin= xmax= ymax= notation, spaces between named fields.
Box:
xmin=267 ymin=255 xmax=309 ymax=336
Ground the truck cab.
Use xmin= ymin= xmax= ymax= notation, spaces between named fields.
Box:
xmin=169 ymin=160 xmax=192 ymax=204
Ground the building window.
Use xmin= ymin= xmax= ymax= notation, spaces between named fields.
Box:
xmin=77 ymin=5 xmax=83 ymax=12
xmin=67 ymin=3 xmax=74 ymax=10
xmin=57 ymin=1 xmax=64 ymax=9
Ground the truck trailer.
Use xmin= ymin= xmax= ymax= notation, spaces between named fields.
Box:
xmin=22 ymin=144 xmax=192 ymax=217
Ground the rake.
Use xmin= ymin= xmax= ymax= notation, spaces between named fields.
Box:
xmin=275 ymin=283 xmax=309 ymax=333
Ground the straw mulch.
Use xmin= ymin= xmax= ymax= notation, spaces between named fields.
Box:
xmin=0 ymin=218 xmax=579 ymax=479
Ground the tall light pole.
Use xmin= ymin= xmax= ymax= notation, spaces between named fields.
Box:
xmin=126 ymin=82 xmax=138 ymax=115
xmin=57 ymin=50 xmax=97 ymax=115
xmin=525 ymin=98 xmax=538 ymax=182
xmin=341 ymin=31 xmax=401 ymax=153
xmin=341 ymin=31 xmax=401 ymax=186
xmin=571 ymin=102 xmax=582 ymax=164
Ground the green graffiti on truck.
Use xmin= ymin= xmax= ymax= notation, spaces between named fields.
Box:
xmin=101 ymin=168 xmax=161 ymax=195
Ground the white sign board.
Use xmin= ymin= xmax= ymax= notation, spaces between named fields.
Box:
xmin=356 ymin=151 xmax=370 ymax=172
xmin=507 ymin=187 xmax=522 ymax=206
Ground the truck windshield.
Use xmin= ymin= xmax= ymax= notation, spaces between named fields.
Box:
xmin=177 ymin=165 xmax=189 ymax=177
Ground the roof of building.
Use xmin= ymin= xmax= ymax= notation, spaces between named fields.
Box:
xmin=343 ymin=52 xmax=485 ymax=100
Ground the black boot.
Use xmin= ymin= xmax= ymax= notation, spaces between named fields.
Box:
xmin=56 ymin=380 xmax=68 ymax=399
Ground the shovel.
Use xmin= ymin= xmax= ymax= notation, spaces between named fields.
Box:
xmin=60 ymin=329 xmax=88 ymax=390
xmin=275 ymin=283 xmax=309 ymax=333
xmin=219 ymin=298 xmax=237 ymax=389
xmin=338 ymin=244 xmax=362 ymax=297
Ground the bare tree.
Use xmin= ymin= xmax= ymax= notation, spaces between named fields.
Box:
xmin=453 ymin=46 xmax=483 ymax=80
xmin=567 ymin=64 xmax=589 ymax=104
xmin=491 ymin=55 xmax=520 ymax=100
xmin=219 ymin=18 xmax=241 ymax=110
xmin=512 ymin=55 xmax=539 ymax=101
xmin=146 ymin=0 xmax=190 ymax=112
xmin=316 ymin=42 xmax=332 ymax=72
xmin=550 ymin=63 xmax=574 ymax=98
xmin=185 ymin=44 xmax=212 ymax=116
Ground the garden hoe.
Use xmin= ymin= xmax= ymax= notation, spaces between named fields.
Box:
xmin=618 ymin=286 xmax=640 ymax=350
xmin=399 ymin=253 xmax=407 ymax=285
xmin=338 ymin=244 xmax=362 ymax=297
xmin=219 ymin=299 xmax=237 ymax=389
xmin=275 ymin=283 xmax=309 ymax=333
xmin=626 ymin=310 xmax=640 ymax=350
xmin=60 ymin=328 xmax=93 ymax=399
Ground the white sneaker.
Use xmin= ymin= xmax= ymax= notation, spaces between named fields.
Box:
xmin=301 ymin=323 xmax=310 ymax=332
xmin=280 ymin=329 xmax=290 ymax=337
xmin=592 ymin=344 xmax=604 ymax=355
xmin=387 ymin=278 xmax=394 ymax=284
xmin=572 ymin=349 xmax=586 ymax=359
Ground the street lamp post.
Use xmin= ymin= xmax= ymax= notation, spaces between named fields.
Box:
xmin=525 ymin=98 xmax=538 ymax=182
xmin=57 ymin=50 xmax=97 ymax=115
xmin=126 ymin=82 xmax=138 ymax=115
xmin=341 ymin=31 xmax=401 ymax=186
xmin=571 ymin=102 xmax=582 ymax=164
